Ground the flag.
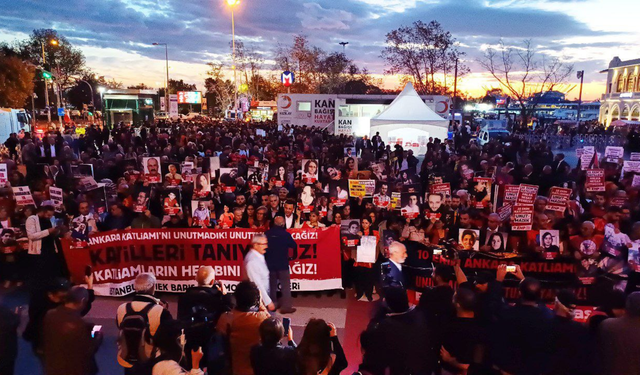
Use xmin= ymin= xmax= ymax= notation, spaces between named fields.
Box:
xmin=577 ymin=71 xmax=584 ymax=80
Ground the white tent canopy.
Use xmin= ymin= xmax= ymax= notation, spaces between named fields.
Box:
xmin=370 ymin=82 xmax=449 ymax=153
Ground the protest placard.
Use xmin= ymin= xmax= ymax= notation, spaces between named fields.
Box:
xmin=580 ymin=146 xmax=596 ymax=170
xmin=511 ymin=205 xmax=534 ymax=231
xmin=13 ymin=186 xmax=35 ymax=206
xmin=0 ymin=163 xmax=7 ymax=187
xmin=547 ymin=187 xmax=572 ymax=212
xmin=516 ymin=184 xmax=539 ymax=206
xmin=604 ymin=146 xmax=624 ymax=161
xmin=504 ymin=184 xmax=520 ymax=203
xmin=585 ymin=169 xmax=605 ymax=192
xmin=49 ymin=186 xmax=64 ymax=211
xmin=348 ymin=179 xmax=376 ymax=198
xmin=357 ymin=236 xmax=377 ymax=263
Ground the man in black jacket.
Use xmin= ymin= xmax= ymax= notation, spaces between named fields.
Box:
xmin=491 ymin=277 xmax=553 ymax=375
xmin=177 ymin=265 xmax=233 ymax=322
xmin=367 ymin=287 xmax=437 ymax=374
xmin=0 ymin=302 xmax=18 ymax=375
xmin=265 ymin=217 xmax=297 ymax=314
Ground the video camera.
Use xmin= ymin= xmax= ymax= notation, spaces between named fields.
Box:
xmin=432 ymin=238 xmax=459 ymax=260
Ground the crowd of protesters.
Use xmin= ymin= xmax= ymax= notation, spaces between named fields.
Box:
xmin=1 ymin=115 xmax=640 ymax=374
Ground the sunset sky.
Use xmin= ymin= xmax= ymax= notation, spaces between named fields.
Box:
xmin=2 ymin=0 xmax=638 ymax=101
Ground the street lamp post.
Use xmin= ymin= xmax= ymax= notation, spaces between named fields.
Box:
xmin=152 ymin=43 xmax=169 ymax=114
xmin=576 ymin=70 xmax=585 ymax=126
xmin=76 ymin=79 xmax=95 ymax=120
xmin=227 ymin=0 xmax=239 ymax=117
xmin=40 ymin=39 xmax=57 ymax=124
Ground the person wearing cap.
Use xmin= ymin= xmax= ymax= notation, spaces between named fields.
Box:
xmin=598 ymin=291 xmax=640 ymax=375
xmin=548 ymin=289 xmax=594 ymax=375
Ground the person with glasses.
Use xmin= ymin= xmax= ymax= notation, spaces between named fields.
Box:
xmin=243 ymin=235 xmax=276 ymax=311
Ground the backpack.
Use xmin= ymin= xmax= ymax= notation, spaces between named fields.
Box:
xmin=118 ymin=302 xmax=156 ymax=365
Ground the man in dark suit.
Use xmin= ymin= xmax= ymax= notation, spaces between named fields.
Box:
xmin=366 ymin=287 xmax=437 ymax=374
xmin=282 ymin=200 xmax=298 ymax=229
xmin=551 ymin=153 xmax=570 ymax=174
xmin=265 ymin=217 xmax=297 ymax=314
xmin=381 ymin=241 xmax=407 ymax=289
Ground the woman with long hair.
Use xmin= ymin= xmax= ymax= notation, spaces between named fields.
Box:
xmin=353 ymin=216 xmax=378 ymax=302
xmin=297 ymin=319 xmax=347 ymax=375
xmin=252 ymin=206 xmax=270 ymax=231
xmin=244 ymin=203 xmax=256 ymax=228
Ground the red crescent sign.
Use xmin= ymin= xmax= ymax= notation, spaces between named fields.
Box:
xmin=437 ymin=100 xmax=449 ymax=113
xmin=282 ymin=95 xmax=292 ymax=109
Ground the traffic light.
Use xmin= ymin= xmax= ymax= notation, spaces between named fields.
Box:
xmin=42 ymin=70 xmax=53 ymax=80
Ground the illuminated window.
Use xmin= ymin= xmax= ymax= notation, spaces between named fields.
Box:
xmin=617 ymin=75 xmax=625 ymax=92
xmin=627 ymin=75 xmax=636 ymax=92
xmin=297 ymin=101 xmax=311 ymax=111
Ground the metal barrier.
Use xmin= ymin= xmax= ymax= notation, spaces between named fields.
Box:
xmin=514 ymin=134 xmax=624 ymax=151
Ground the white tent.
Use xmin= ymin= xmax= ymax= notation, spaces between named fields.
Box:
xmin=370 ymin=82 xmax=449 ymax=154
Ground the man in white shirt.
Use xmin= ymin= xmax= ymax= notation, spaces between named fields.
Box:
xmin=243 ymin=235 xmax=276 ymax=311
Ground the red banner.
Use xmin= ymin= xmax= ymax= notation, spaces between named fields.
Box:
xmin=62 ymin=228 xmax=342 ymax=296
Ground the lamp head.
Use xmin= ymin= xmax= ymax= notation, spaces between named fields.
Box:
xmin=50 ymin=39 xmax=58 ymax=46
xmin=226 ymin=0 xmax=239 ymax=6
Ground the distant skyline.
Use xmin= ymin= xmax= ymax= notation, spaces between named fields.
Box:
xmin=2 ymin=0 xmax=638 ymax=100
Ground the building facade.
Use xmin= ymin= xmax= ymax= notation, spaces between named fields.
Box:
xmin=600 ymin=57 xmax=640 ymax=126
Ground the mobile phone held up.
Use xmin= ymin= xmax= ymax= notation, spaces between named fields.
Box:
xmin=85 ymin=265 xmax=93 ymax=277
xmin=91 ymin=325 xmax=102 ymax=338
xmin=506 ymin=265 xmax=516 ymax=273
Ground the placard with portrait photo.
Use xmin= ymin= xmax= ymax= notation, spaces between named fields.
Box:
xmin=219 ymin=168 xmax=239 ymax=193
xmin=539 ymin=229 xmax=560 ymax=259
xmin=486 ymin=232 xmax=509 ymax=253
xmin=164 ymin=163 xmax=182 ymax=187
xmin=400 ymin=192 xmax=421 ymax=219
xmin=341 ymin=219 xmax=361 ymax=248
xmin=301 ymin=159 xmax=319 ymax=184
xmin=133 ymin=186 xmax=151 ymax=213
xmin=142 ymin=157 xmax=162 ymax=184
xmin=193 ymin=173 xmax=212 ymax=199
xmin=459 ymin=229 xmax=480 ymax=251
xmin=163 ymin=189 xmax=182 ymax=216
xmin=191 ymin=200 xmax=212 ymax=227
xmin=373 ymin=181 xmax=391 ymax=209
xmin=329 ymin=180 xmax=349 ymax=207
xmin=298 ymin=185 xmax=316 ymax=213
xmin=344 ymin=157 xmax=358 ymax=179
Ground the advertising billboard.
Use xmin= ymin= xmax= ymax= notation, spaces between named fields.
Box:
xmin=177 ymin=91 xmax=202 ymax=104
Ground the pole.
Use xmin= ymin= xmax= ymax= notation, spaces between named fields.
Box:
xmin=231 ymin=8 xmax=238 ymax=118
xmin=31 ymin=94 xmax=36 ymax=128
xmin=41 ymin=42 xmax=51 ymax=124
xmin=450 ymin=58 xmax=458 ymax=129
xmin=165 ymin=44 xmax=169 ymax=115
xmin=576 ymin=70 xmax=584 ymax=127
